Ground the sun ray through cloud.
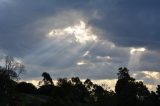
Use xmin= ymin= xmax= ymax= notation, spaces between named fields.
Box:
xmin=128 ymin=47 xmax=147 ymax=70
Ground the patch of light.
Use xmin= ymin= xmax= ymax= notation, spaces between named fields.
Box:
xmin=92 ymin=79 xmax=117 ymax=91
xmin=130 ymin=47 xmax=146 ymax=54
xmin=26 ymin=80 xmax=39 ymax=87
xmin=96 ymin=56 xmax=111 ymax=61
xmin=47 ymin=21 xmax=97 ymax=44
xmin=76 ymin=61 xmax=88 ymax=66
xmin=14 ymin=58 xmax=23 ymax=64
xmin=76 ymin=60 xmax=92 ymax=66
xmin=83 ymin=51 xmax=90 ymax=57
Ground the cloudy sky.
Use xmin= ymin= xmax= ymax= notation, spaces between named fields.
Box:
xmin=0 ymin=0 xmax=160 ymax=90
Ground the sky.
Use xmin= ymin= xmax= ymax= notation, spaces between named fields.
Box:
xmin=0 ymin=0 xmax=160 ymax=90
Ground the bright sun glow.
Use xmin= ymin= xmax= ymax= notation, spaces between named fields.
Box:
xmin=47 ymin=21 xmax=97 ymax=44
xmin=130 ymin=47 xmax=146 ymax=54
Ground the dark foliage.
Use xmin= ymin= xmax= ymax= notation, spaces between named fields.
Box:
xmin=1 ymin=68 xmax=160 ymax=106
xmin=15 ymin=82 xmax=37 ymax=94
xmin=37 ymin=85 xmax=55 ymax=96
xmin=0 ymin=67 xmax=19 ymax=106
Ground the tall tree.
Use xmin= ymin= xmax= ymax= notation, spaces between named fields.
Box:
xmin=115 ymin=67 xmax=137 ymax=106
xmin=3 ymin=56 xmax=25 ymax=79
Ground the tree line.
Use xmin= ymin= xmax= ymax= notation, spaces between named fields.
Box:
xmin=0 ymin=56 xmax=160 ymax=106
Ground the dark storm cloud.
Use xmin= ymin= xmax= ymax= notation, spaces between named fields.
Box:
xmin=87 ymin=0 xmax=160 ymax=50
xmin=139 ymin=51 xmax=160 ymax=71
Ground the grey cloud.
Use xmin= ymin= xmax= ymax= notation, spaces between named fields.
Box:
xmin=0 ymin=0 xmax=88 ymax=56
xmin=131 ymin=71 xmax=160 ymax=85
xmin=86 ymin=0 xmax=160 ymax=50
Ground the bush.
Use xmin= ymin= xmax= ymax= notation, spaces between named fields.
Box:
xmin=16 ymin=82 xmax=37 ymax=94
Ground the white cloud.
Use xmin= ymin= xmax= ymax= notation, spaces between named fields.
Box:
xmin=131 ymin=71 xmax=160 ymax=91
xmin=96 ymin=56 xmax=111 ymax=61
xmin=130 ymin=47 xmax=146 ymax=54
xmin=47 ymin=21 xmax=97 ymax=44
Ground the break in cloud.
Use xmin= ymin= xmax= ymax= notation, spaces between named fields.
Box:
xmin=0 ymin=0 xmax=160 ymax=90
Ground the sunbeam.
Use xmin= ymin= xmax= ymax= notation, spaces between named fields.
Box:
xmin=128 ymin=47 xmax=146 ymax=69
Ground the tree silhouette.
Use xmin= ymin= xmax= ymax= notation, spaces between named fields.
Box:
xmin=117 ymin=67 xmax=130 ymax=79
xmin=84 ymin=78 xmax=94 ymax=91
xmin=136 ymin=81 xmax=150 ymax=100
xmin=0 ymin=67 xmax=17 ymax=105
xmin=115 ymin=67 xmax=137 ymax=106
xmin=0 ymin=56 xmax=25 ymax=80
xmin=70 ymin=77 xmax=91 ymax=103
xmin=37 ymin=72 xmax=54 ymax=96
xmin=156 ymin=85 xmax=160 ymax=97
xmin=1 ymin=66 xmax=160 ymax=106
xmin=56 ymin=78 xmax=73 ymax=97
xmin=39 ymin=72 xmax=53 ymax=86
